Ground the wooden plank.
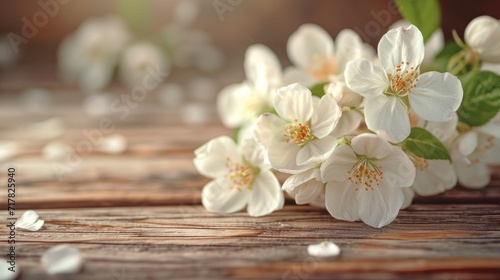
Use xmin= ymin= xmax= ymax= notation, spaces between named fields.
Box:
xmin=8 ymin=204 xmax=500 ymax=279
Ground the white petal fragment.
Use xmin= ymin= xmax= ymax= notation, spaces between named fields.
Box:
xmin=307 ymin=241 xmax=341 ymax=257
xmin=99 ymin=134 xmax=127 ymax=155
xmin=16 ymin=210 xmax=44 ymax=231
xmin=0 ymin=257 xmax=19 ymax=280
xmin=41 ymin=245 xmax=83 ymax=275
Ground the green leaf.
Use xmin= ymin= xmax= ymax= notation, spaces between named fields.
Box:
xmin=309 ymin=82 xmax=329 ymax=97
xmin=430 ymin=42 xmax=462 ymax=72
xmin=402 ymin=127 xmax=451 ymax=161
xmin=395 ymin=0 xmax=441 ymax=43
xmin=457 ymin=71 xmax=500 ymax=127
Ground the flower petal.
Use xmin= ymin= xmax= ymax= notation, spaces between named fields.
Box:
xmin=465 ymin=16 xmax=500 ymax=63
xmin=244 ymin=44 xmax=282 ymax=92
xmin=365 ymin=94 xmax=410 ymax=143
xmin=345 ymin=59 xmax=389 ymax=98
xmin=357 ymin=182 xmax=404 ymax=228
xmin=217 ymin=83 xmax=255 ymax=128
xmin=283 ymin=67 xmax=317 ymax=87
xmin=275 ymin=83 xmax=314 ymax=123
xmin=287 ymin=24 xmax=334 ymax=70
xmin=297 ymin=136 xmax=338 ymax=166
xmin=401 ymin=187 xmax=415 ymax=209
xmin=330 ymin=110 xmax=363 ymax=137
xmin=455 ymin=161 xmax=490 ymax=189
xmin=410 ymin=71 xmax=463 ymax=122
xmin=412 ymin=160 xmax=456 ymax=196
xmin=41 ymin=245 xmax=82 ymax=275
xmin=312 ymin=95 xmax=342 ymax=138
xmin=247 ymin=170 xmax=283 ymax=216
xmin=351 ymin=133 xmax=394 ymax=159
xmin=282 ymin=168 xmax=318 ymax=193
xmin=335 ymin=29 xmax=364 ymax=72
xmin=194 ymin=136 xmax=239 ymax=179
xmin=320 ymin=144 xmax=356 ymax=183
xmin=16 ymin=210 xmax=44 ymax=231
xmin=201 ymin=179 xmax=248 ymax=214
xmin=307 ymin=241 xmax=341 ymax=257
xmin=325 ymin=181 xmax=360 ymax=222
xmin=377 ymin=148 xmax=416 ymax=189
xmin=378 ymin=25 xmax=424 ymax=73
xmin=295 ymin=180 xmax=324 ymax=205
xmin=0 ymin=257 xmax=19 ymax=280
xmin=254 ymin=113 xmax=287 ymax=148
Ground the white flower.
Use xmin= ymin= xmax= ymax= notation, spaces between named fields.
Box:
xmin=282 ymin=168 xmax=324 ymax=206
xmin=452 ymin=131 xmax=494 ymax=188
xmin=41 ymin=245 xmax=82 ymax=275
xmin=451 ymin=114 xmax=499 ymax=189
xmin=119 ymin=42 xmax=169 ymax=88
xmin=325 ymin=77 xmax=364 ymax=136
xmin=16 ymin=210 xmax=44 ymax=231
xmin=217 ymin=44 xmax=282 ymax=128
xmin=254 ymin=83 xmax=341 ymax=174
xmin=345 ymin=25 xmax=463 ymax=143
xmin=285 ymin=24 xmax=367 ymax=86
xmin=58 ymin=16 xmax=130 ymax=92
xmin=465 ymin=16 xmax=500 ymax=63
xmin=407 ymin=114 xmax=458 ymax=198
xmin=193 ymin=136 xmax=283 ymax=217
xmin=321 ymin=134 xmax=416 ymax=228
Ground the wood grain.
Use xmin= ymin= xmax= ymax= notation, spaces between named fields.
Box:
xmin=7 ymin=204 xmax=500 ymax=279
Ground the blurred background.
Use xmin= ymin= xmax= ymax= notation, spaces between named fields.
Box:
xmin=1 ymin=0 xmax=499 ymax=82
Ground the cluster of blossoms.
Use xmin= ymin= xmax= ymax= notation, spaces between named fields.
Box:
xmin=194 ymin=16 xmax=500 ymax=228
xmin=58 ymin=1 xmax=223 ymax=92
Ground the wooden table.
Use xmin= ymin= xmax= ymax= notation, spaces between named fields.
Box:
xmin=1 ymin=67 xmax=499 ymax=280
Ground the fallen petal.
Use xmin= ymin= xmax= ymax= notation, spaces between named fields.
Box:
xmin=99 ymin=134 xmax=127 ymax=155
xmin=307 ymin=241 xmax=341 ymax=257
xmin=0 ymin=257 xmax=19 ymax=280
xmin=41 ymin=245 xmax=82 ymax=275
xmin=16 ymin=210 xmax=44 ymax=231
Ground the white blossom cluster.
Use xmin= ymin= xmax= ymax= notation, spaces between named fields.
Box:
xmin=194 ymin=17 xmax=500 ymax=228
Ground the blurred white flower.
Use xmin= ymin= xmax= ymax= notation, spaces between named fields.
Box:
xmin=58 ymin=16 xmax=130 ymax=92
xmin=285 ymin=24 xmax=368 ymax=86
xmin=254 ymin=83 xmax=341 ymax=174
xmin=194 ymin=136 xmax=284 ymax=217
xmin=218 ymin=44 xmax=283 ymax=128
xmin=0 ymin=141 xmax=19 ymax=161
xmin=407 ymin=114 xmax=458 ymax=199
xmin=42 ymin=142 xmax=71 ymax=160
xmin=451 ymin=114 xmax=500 ymax=189
xmin=158 ymin=83 xmax=185 ymax=107
xmin=82 ymin=92 xmax=115 ymax=117
xmin=345 ymin=25 xmax=463 ymax=143
xmin=21 ymin=88 xmax=52 ymax=112
xmin=27 ymin=118 xmax=65 ymax=140
xmin=465 ymin=16 xmax=500 ymax=63
xmin=41 ymin=245 xmax=82 ymax=275
xmin=321 ymin=134 xmax=416 ymax=228
xmin=119 ymin=42 xmax=169 ymax=88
